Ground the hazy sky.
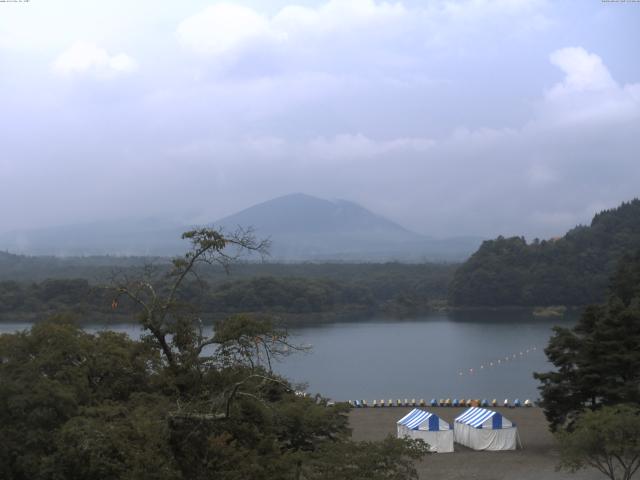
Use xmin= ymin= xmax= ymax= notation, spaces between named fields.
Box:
xmin=1 ymin=0 xmax=639 ymax=239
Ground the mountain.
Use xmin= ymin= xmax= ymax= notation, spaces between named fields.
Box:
xmin=0 ymin=194 xmax=482 ymax=261
xmin=217 ymin=193 xmax=418 ymax=260
xmin=218 ymin=193 xmax=415 ymax=236
xmin=216 ymin=193 xmax=480 ymax=261
xmin=449 ymin=199 xmax=640 ymax=306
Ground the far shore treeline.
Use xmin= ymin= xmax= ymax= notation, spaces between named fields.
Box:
xmin=1 ymin=198 xmax=639 ymax=322
xmin=449 ymin=199 xmax=640 ymax=307
xmin=0 ymin=260 xmax=455 ymax=323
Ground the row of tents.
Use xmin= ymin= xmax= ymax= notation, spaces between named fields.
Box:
xmin=396 ymin=407 xmax=521 ymax=453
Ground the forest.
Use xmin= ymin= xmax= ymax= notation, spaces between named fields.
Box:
xmin=0 ymin=259 xmax=455 ymax=323
xmin=0 ymin=229 xmax=429 ymax=479
xmin=449 ymin=199 xmax=640 ymax=307
xmin=2 ymin=198 xmax=640 ymax=322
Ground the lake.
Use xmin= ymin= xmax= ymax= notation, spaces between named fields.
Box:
xmin=0 ymin=310 xmax=575 ymax=402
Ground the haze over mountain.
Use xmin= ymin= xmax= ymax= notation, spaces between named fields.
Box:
xmin=216 ymin=193 xmax=481 ymax=261
xmin=0 ymin=218 xmax=185 ymax=257
xmin=2 ymin=2 xmax=639 ymax=241
xmin=0 ymin=194 xmax=482 ymax=261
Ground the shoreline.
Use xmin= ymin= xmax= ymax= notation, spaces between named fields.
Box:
xmin=349 ymin=407 xmax=601 ymax=480
xmin=0 ymin=304 xmax=584 ymax=326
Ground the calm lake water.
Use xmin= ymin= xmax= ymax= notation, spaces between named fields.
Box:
xmin=0 ymin=310 xmax=575 ymax=402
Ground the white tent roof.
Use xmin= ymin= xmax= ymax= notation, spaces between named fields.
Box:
xmin=455 ymin=407 xmax=513 ymax=429
xmin=397 ymin=408 xmax=450 ymax=431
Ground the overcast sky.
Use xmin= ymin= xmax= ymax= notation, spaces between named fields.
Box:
xmin=1 ymin=0 xmax=639 ymax=239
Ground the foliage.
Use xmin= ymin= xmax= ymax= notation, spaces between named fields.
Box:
xmin=303 ymin=436 xmax=430 ymax=480
xmin=0 ymin=317 xmax=167 ymax=479
xmin=534 ymin=250 xmax=640 ymax=430
xmin=0 ymin=228 xmax=429 ymax=479
xmin=557 ymin=405 xmax=640 ymax=480
xmin=450 ymin=199 xmax=640 ymax=306
xmin=0 ymin=263 xmax=455 ymax=323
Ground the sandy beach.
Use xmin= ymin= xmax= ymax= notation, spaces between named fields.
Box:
xmin=349 ymin=407 xmax=603 ymax=480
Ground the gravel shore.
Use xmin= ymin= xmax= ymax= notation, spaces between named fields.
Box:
xmin=349 ymin=407 xmax=602 ymax=480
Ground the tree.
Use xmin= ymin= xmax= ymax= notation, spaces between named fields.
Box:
xmin=0 ymin=227 xmax=430 ymax=479
xmin=534 ymin=251 xmax=640 ymax=430
xmin=0 ymin=315 xmax=165 ymax=479
xmin=450 ymin=199 xmax=640 ymax=307
xmin=113 ymin=227 xmax=270 ymax=374
xmin=303 ymin=436 xmax=430 ymax=480
xmin=557 ymin=405 xmax=640 ymax=480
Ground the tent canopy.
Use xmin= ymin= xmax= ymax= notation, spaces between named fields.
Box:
xmin=455 ymin=407 xmax=513 ymax=429
xmin=397 ymin=408 xmax=450 ymax=431
xmin=397 ymin=408 xmax=454 ymax=453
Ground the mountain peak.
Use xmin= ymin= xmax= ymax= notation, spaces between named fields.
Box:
xmin=216 ymin=193 xmax=412 ymax=236
xmin=0 ymin=194 xmax=482 ymax=261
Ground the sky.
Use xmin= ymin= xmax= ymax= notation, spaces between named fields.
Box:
xmin=1 ymin=0 xmax=639 ymax=239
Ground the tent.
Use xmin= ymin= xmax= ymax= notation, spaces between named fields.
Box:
xmin=396 ymin=408 xmax=454 ymax=453
xmin=454 ymin=407 xmax=519 ymax=451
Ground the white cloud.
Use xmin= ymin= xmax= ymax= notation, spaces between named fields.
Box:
xmin=440 ymin=0 xmax=550 ymax=31
xmin=175 ymin=0 xmax=550 ymax=79
xmin=547 ymin=47 xmax=616 ymax=97
xmin=177 ymin=0 xmax=407 ymax=58
xmin=540 ymin=46 xmax=640 ymax=126
xmin=176 ymin=3 xmax=285 ymax=56
xmin=3 ymin=2 xmax=639 ymax=240
xmin=53 ymin=42 xmax=137 ymax=77
xmin=273 ymin=0 xmax=407 ymax=35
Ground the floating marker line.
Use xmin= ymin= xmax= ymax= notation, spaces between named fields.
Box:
xmin=456 ymin=346 xmax=539 ymax=377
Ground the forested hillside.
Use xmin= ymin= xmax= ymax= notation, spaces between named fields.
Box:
xmin=0 ymin=251 xmax=165 ymax=282
xmin=0 ymin=262 xmax=455 ymax=323
xmin=449 ymin=199 xmax=640 ymax=306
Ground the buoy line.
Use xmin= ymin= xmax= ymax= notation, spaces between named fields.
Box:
xmin=456 ymin=346 xmax=539 ymax=377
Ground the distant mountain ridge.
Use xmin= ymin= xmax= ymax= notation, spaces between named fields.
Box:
xmin=449 ymin=199 xmax=640 ymax=306
xmin=212 ymin=193 xmax=481 ymax=261
xmin=217 ymin=193 xmax=417 ymax=236
xmin=0 ymin=194 xmax=482 ymax=261
xmin=0 ymin=218 xmax=185 ymax=256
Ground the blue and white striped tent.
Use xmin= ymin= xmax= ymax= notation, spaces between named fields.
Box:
xmin=396 ymin=409 xmax=453 ymax=453
xmin=454 ymin=407 xmax=518 ymax=450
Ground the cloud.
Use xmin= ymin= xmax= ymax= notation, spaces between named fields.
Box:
xmin=175 ymin=0 xmax=550 ymax=79
xmin=548 ymin=47 xmax=616 ymax=97
xmin=53 ymin=42 xmax=137 ymax=77
xmin=176 ymin=3 xmax=284 ymax=56
xmin=308 ymin=134 xmax=434 ymax=160
xmin=273 ymin=0 xmax=407 ymax=34
xmin=540 ymin=47 xmax=640 ymax=127
xmin=158 ymin=45 xmax=638 ymax=238
xmin=177 ymin=0 xmax=407 ymax=57
xmin=2 ymin=2 xmax=639 ymax=242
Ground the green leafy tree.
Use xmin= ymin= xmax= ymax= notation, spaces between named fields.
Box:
xmin=557 ymin=405 xmax=640 ymax=480
xmin=450 ymin=199 xmax=640 ymax=307
xmin=113 ymin=228 xmax=270 ymax=376
xmin=0 ymin=228 xmax=429 ymax=480
xmin=0 ymin=316 xmax=163 ymax=479
xmin=304 ymin=436 xmax=430 ymax=480
xmin=535 ymin=251 xmax=640 ymax=430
